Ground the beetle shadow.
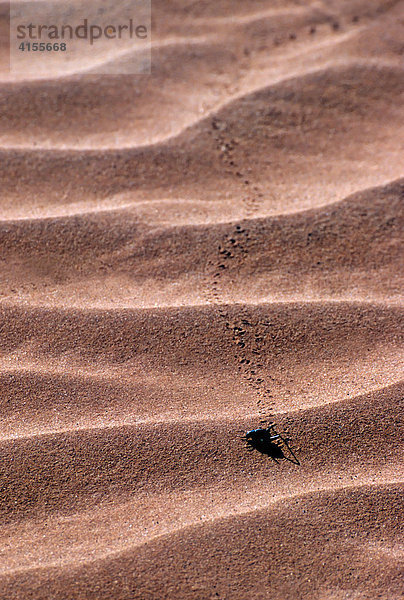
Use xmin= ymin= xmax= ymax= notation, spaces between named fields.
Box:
xmin=244 ymin=429 xmax=300 ymax=465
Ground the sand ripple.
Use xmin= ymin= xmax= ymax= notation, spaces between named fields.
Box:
xmin=0 ymin=1 xmax=403 ymax=598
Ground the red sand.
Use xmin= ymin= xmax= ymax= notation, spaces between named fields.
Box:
xmin=0 ymin=1 xmax=403 ymax=598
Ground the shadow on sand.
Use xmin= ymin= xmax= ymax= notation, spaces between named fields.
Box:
xmin=243 ymin=424 xmax=300 ymax=465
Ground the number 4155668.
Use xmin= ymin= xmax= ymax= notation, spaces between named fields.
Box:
xmin=18 ymin=42 xmax=67 ymax=51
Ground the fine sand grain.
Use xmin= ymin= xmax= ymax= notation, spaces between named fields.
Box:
xmin=0 ymin=1 xmax=403 ymax=598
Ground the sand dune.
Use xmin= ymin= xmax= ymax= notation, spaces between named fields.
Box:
xmin=1 ymin=179 xmax=402 ymax=307
xmin=0 ymin=301 xmax=402 ymax=430
xmin=5 ymin=484 xmax=399 ymax=600
xmin=0 ymin=1 xmax=403 ymax=598
xmin=1 ymin=382 xmax=402 ymax=544
xmin=1 ymin=0 xmax=403 ymax=146
xmin=0 ymin=64 xmax=403 ymax=228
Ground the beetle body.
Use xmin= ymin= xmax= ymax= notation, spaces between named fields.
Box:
xmin=243 ymin=424 xmax=300 ymax=464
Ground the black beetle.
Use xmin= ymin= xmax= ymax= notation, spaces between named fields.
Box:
xmin=243 ymin=423 xmax=300 ymax=464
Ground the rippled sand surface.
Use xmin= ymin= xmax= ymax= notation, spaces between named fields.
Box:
xmin=1 ymin=1 xmax=403 ymax=598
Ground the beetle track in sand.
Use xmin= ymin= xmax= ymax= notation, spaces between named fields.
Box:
xmin=204 ymin=118 xmax=275 ymax=428
xmin=202 ymin=17 xmax=365 ymax=440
